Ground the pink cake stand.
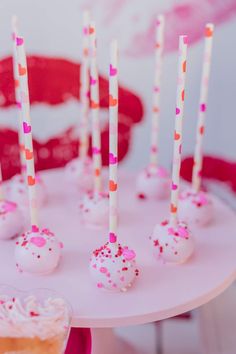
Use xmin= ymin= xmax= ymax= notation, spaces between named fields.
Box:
xmin=1 ymin=169 xmax=236 ymax=354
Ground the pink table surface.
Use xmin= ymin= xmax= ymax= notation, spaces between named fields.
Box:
xmin=0 ymin=168 xmax=235 ymax=328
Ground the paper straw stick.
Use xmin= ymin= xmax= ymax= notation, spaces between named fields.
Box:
xmin=89 ymin=21 xmax=102 ymax=194
xmin=0 ymin=163 xmax=4 ymax=200
xmin=16 ymin=36 xmax=39 ymax=230
xmin=170 ymin=35 xmax=188 ymax=228
xmin=192 ymin=23 xmax=214 ymax=192
xmin=79 ymin=11 xmax=90 ymax=160
xmin=11 ymin=16 xmax=26 ymax=174
xmin=109 ymin=40 xmax=118 ymax=245
xmin=150 ymin=14 xmax=165 ymax=167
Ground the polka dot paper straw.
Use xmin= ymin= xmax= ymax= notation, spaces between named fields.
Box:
xmin=89 ymin=21 xmax=102 ymax=193
xmin=79 ymin=11 xmax=90 ymax=160
xmin=109 ymin=40 xmax=118 ymax=245
xmin=11 ymin=16 xmax=26 ymax=174
xmin=170 ymin=35 xmax=188 ymax=228
xmin=16 ymin=36 xmax=39 ymax=230
xmin=192 ymin=23 xmax=214 ymax=192
xmin=150 ymin=14 xmax=165 ymax=167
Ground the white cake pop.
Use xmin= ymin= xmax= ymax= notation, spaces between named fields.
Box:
xmin=90 ymin=242 xmax=139 ymax=291
xmin=80 ymin=191 xmax=109 ymax=228
xmin=0 ymin=200 xmax=23 ymax=240
xmin=178 ymin=188 xmax=213 ymax=227
xmin=136 ymin=165 xmax=170 ymax=200
xmin=15 ymin=227 xmax=63 ymax=275
xmin=65 ymin=157 xmax=93 ymax=193
xmin=8 ymin=173 xmax=47 ymax=209
xmin=150 ymin=220 xmax=194 ymax=264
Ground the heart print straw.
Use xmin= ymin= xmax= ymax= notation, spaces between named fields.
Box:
xmin=192 ymin=23 xmax=214 ymax=192
xmin=150 ymin=14 xmax=165 ymax=167
xmin=15 ymin=36 xmax=39 ymax=230
xmin=89 ymin=21 xmax=102 ymax=193
xmin=109 ymin=40 xmax=118 ymax=245
xmin=170 ymin=35 xmax=188 ymax=228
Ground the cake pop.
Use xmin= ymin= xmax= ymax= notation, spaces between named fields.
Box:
xmin=80 ymin=21 xmax=109 ymax=227
xmin=179 ymin=188 xmax=213 ymax=226
xmin=90 ymin=40 xmax=139 ymax=291
xmin=136 ymin=165 xmax=170 ymax=200
xmin=15 ymin=227 xmax=62 ymax=274
xmin=150 ymin=35 xmax=194 ymax=264
xmin=179 ymin=24 xmax=215 ymax=227
xmin=66 ymin=11 xmax=93 ymax=193
xmin=8 ymin=173 xmax=47 ymax=210
xmin=14 ymin=35 xmax=62 ymax=275
xmin=136 ymin=15 xmax=170 ymax=201
xmin=150 ymin=220 xmax=194 ymax=263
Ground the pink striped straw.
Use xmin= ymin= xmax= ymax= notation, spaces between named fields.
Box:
xmin=89 ymin=21 xmax=102 ymax=194
xmin=170 ymin=35 xmax=188 ymax=228
xmin=11 ymin=15 xmax=26 ymax=174
xmin=16 ymin=36 xmax=39 ymax=230
xmin=109 ymin=40 xmax=118 ymax=245
xmin=79 ymin=10 xmax=90 ymax=160
xmin=192 ymin=23 xmax=214 ymax=192
xmin=150 ymin=14 xmax=165 ymax=167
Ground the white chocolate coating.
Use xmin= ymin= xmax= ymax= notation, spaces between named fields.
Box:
xmin=178 ymin=189 xmax=214 ymax=227
xmin=150 ymin=220 xmax=194 ymax=264
xmin=15 ymin=228 xmax=63 ymax=275
xmin=0 ymin=200 xmax=23 ymax=240
xmin=80 ymin=192 xmax=109 ymax=228
xmin=136 ymin=165 xmax=170 ymax=200
xmin=65 ymin=157 xmax=93 ymax=193
xmin=8 ymin=173 xmax=47 ymax=211
xmin=90 ymin=242 xmax=139 ymax=291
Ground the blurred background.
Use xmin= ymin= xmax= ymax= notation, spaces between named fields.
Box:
xmin=0 ymin=0 xmax=236 ymax=177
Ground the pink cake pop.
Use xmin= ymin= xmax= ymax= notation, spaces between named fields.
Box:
xmin=80 ymin=21 xmax=109 ymax=228
xmin=14 ymin=36 xmax=62 ymax=275
xmin=150 ymin=36 xmax=194 ymax=264
xmin=90 ymin=41 xmax=139 ymax=291
xmin=179 ymin=24 xmax=215 ymax=227
xmin=136 ymin=15 xmax=170 ymax=201
xmin=65 ymin=11 xmax=93 ymax=193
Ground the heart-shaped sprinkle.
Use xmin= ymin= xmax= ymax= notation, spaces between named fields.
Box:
xmin=109 ymin=64 xmax=117 ymax=76
xmin=123 ymin=248 xmax=136 ymax=261
xmin=30 ymin=237 xmax=46 ymax=248
xmin=90 ymin=77 xmax=97 ymax=85
xmin=32 ymin=225 xmax=39 ymax=233
xmin=89 ymin=26 xmax=94 ymax=34
xmin=205 ymin=27 xmax=213 ymax=38
xmin=95 ymin=169 xmax=100 ymax=177
xmin=92 ymin=147 xmax=101 ymax=154
xmin=109 ymin=180 xmax=117 ymax=191
xmin=109 ymin=232 xmax=117 ymax=243
xmin=178 ymin=226 xmax=188 ymax=238
xmin=199 ymin=126 xmax=204 ymax=135
xmin=109 ymin=153 xmax=117 ymax=164
xmin=23 ymin=122 xmax=31 ymax=134
xmin=200 ymin=103 xmax=206 ymax=112
xmin=109 ymin=94 xmax=117 ymax=107
xmin=171 ymin=203 xmax=177 ymax=213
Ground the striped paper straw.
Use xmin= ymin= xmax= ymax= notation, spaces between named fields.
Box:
xmin=150 ymin=14 xmax=165 ymax=167
xmin=0 ymin=163 xmax=4 ymax=199
xmin=11 ymin=16 xmax=26 ymax=174
xmin=170 ymin=35 xmax=188 ymax=228
xmin=89 ymin=21 xmax=102 ymax=193
xmin=79 ymin=11 xmax=90 ymax=160
xmin=109 ymin=40 xmax=118 ymax=245
xmin=16 ymin=36 xmax=39 ymax=230
xmin=192 ymin=23 xmax=214 ymax=192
